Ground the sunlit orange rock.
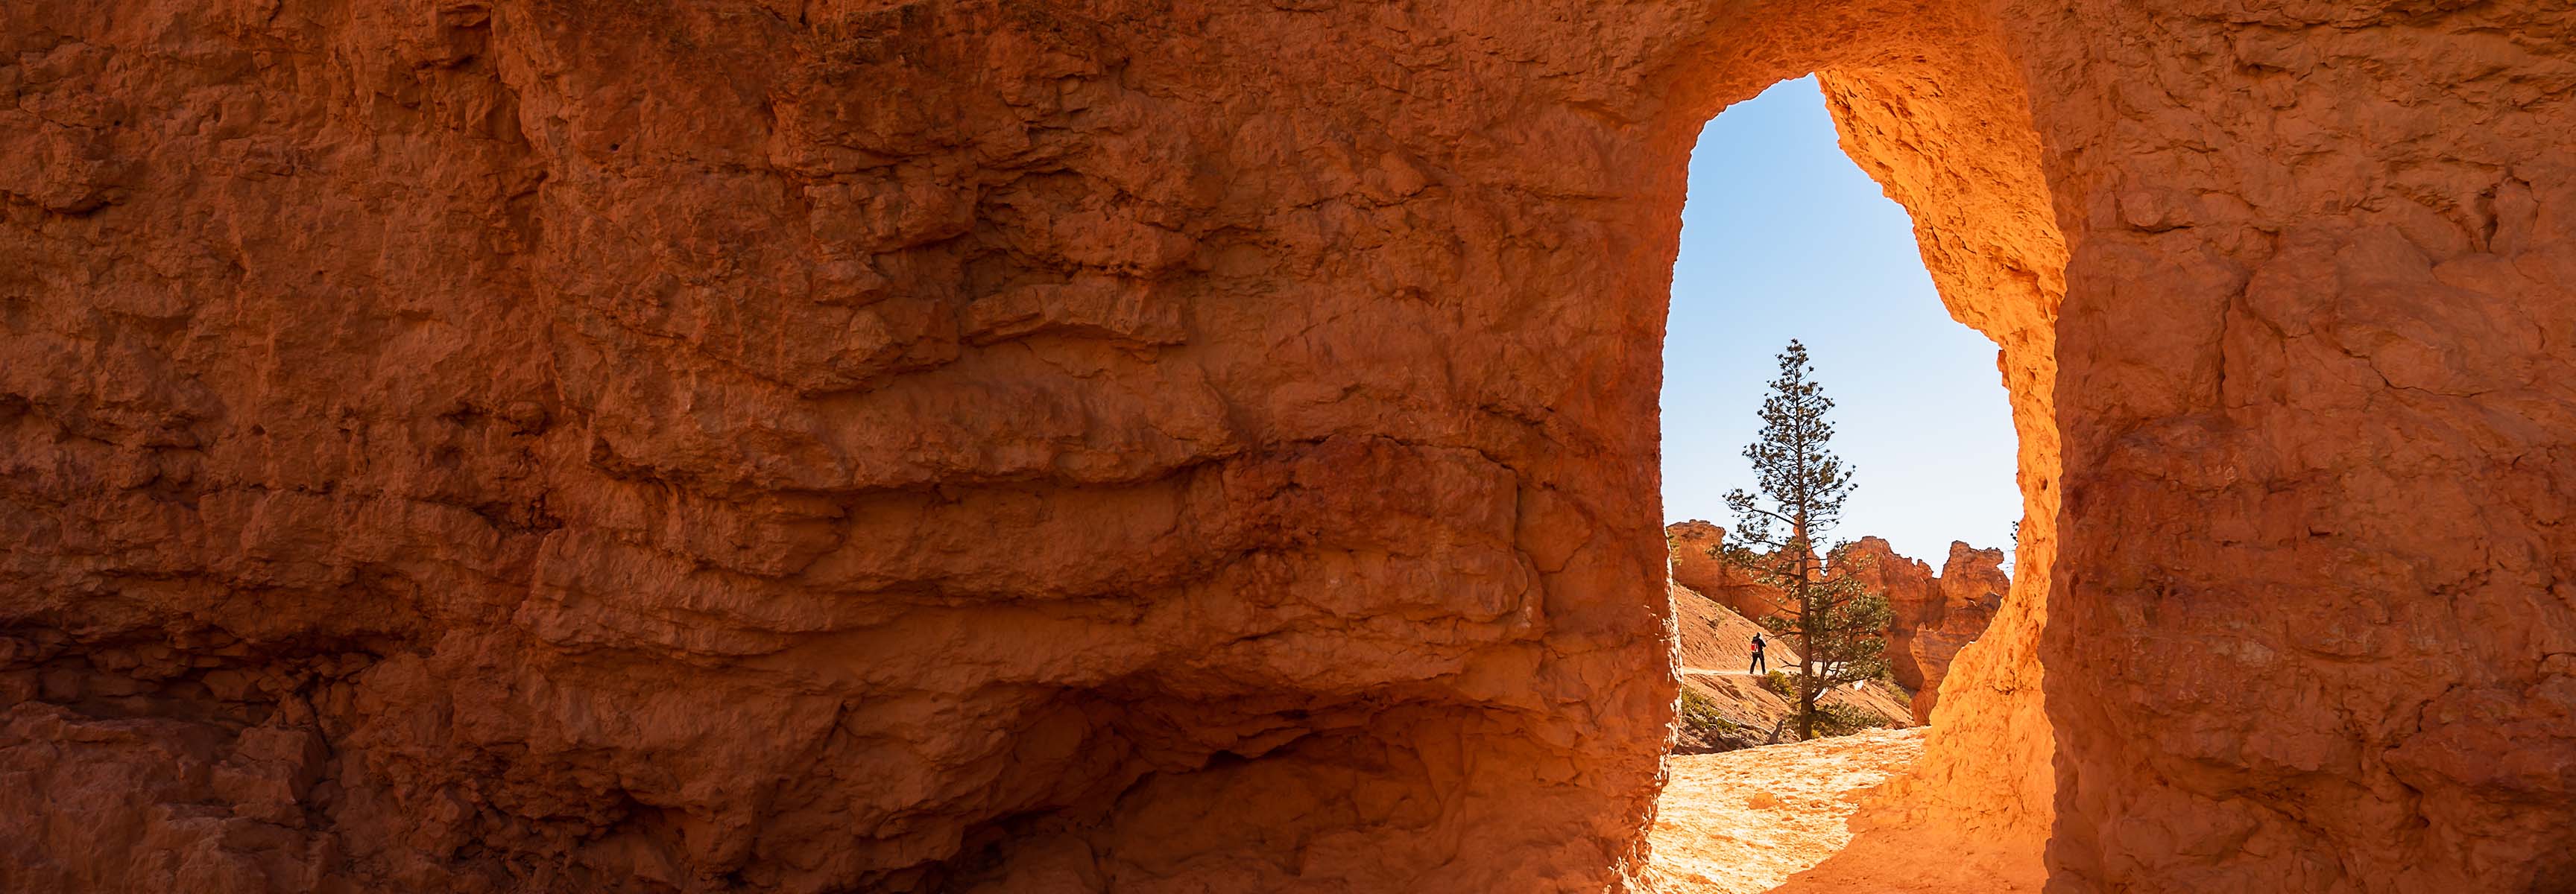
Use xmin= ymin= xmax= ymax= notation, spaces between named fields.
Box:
xmin=1841 ymin=537 xmax=2007 ymax=723
xmin=1665 ymin=520 xmax=1794 ymax=625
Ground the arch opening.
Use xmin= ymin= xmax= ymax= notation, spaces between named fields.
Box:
xmin=1650 ymin=72 xmax=2029 ymax=890
xmin=1629 ymin=9 xmax=2072 ymax=887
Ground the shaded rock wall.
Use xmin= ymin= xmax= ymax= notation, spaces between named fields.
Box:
xmin=1792 ymin=1 xmax=2576 ymax=891
xmin=3 ymin=1 xmax=1693 ymax=890
xmin=6 ymin=0 xmax=2574 ymax=891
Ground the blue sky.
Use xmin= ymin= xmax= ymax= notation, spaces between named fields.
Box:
xmin=1661 ymin=76 xmax=2020 ymax=566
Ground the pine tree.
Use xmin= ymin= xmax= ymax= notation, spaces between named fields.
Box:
xmin=1717 ymin=340 xmax=1893 ymax=740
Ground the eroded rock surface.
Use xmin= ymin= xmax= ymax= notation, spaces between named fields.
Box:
xmin=2 ymin=2 xmax=1679 ymax=889
xmin=1843 ymin=538 xmax=2007 ymax=723
xmin=6 ymin=0 xmax=2575 ymax=890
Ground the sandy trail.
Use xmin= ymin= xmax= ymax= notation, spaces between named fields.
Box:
xmin=1679 ymin=665 xmax=1855 ymax=677
xmin=1679 ymin=667 xmax=1879 ymax=691
xmin=1648 ymin=727 xmax=1925 ymax=894
xmin=1679 ymin=667 xmax=1753 ymax=676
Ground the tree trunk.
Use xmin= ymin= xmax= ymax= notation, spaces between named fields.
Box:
xmin=1794 ymin=514 xmax=1815 ymax=741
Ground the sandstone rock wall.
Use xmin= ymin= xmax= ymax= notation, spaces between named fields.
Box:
xmin=1791 ymin=1 xmax=2576 ymax=891
xmin=1995 ymin=2 xmax=2576 ymax=888
xmin=3 ymin=1 xmax=1695 ymax=889
xmin=7 ymin=0 xmax=2574 ymax=890
xmin=1786 ymin=1 xmax=2074 ymax=886
xmin=1920 ymin=543 xmax=2008 ymax=721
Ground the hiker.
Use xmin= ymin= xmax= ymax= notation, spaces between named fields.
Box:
xmin=1748 ymin=633 xmax=1767 ymax=673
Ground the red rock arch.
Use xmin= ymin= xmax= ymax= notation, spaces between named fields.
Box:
xmin=3 ymin=1 xmax=2571 ymax=891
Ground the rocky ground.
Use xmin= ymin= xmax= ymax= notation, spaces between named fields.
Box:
xmin=1648 ymin=728 xmax=1927 ymax=894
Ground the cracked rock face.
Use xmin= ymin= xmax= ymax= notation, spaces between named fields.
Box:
xmin=5 ymin=0 xmax=2574 ymax=891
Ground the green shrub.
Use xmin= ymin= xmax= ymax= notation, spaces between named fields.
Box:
xmin=1812 ymin=703 xmax=1892 ymax=738
xmin=1759 ymin=670 xmax=1796 ymax=696
xmin=1676 ymin=688 xmax=1740 ymax=735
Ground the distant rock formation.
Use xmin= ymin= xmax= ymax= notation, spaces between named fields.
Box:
xmin=1667 ymin=523 xmax=2007 ymax=724
xmin=1665 ymin=520 xmax=1792 ymax=625
xmin=1842 ymin=538 xmax=2007 ymax=724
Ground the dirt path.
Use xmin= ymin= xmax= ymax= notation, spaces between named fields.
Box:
xmin=1679 ymin=667 xmax=1752 ymax=676
xmin=1648 ymin=727 xmax=1926 ymax=894
xmin=1679 ymin=665 xmax=1853 ymax=679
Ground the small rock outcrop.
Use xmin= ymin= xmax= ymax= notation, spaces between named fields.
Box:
xmin=1666 ymin=521 xmax=1793 ymax=624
